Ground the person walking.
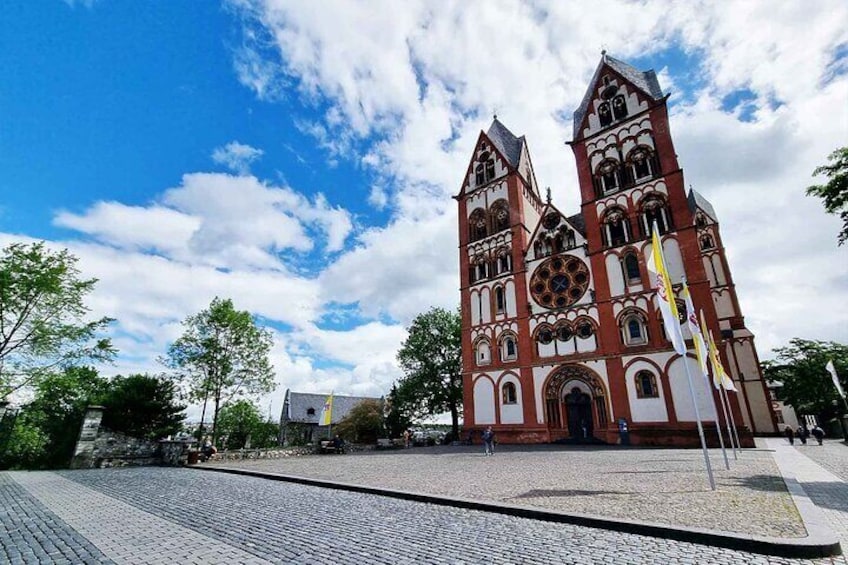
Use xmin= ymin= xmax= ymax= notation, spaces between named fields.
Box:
xmin=784 ymin=425 xmax=795 ymax=445
xmin=482 ymin=426 xmax=495 ymax=456
xmin=811 ymin=425 xmax=825 ymax=445
xmin=796 ymin=425 xmax=808 ymax=445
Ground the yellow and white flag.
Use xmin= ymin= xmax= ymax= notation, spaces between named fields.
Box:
xmin=645 ymin=221 xmax=686 ymax=355
xmin=707 ymin=329 xmax=737 ymax=392
xmin=319 ymin=393 xmax=334 ymax=426
xmin=682 ymin=280 xmax=708 ymax=378
xmin=826 ymin=360 xmax=845 ymax=399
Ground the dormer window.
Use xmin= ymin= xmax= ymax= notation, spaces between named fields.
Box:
xmin=307 ymin=408 xmax=316 ymax=416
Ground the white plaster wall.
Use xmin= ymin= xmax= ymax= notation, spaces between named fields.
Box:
xmin=713 ymin=290 xmax=734 ymax=318
xmin=538 ymin=340 xmax=556 ymax=358
xmin=506 ymin=280 xmax=517 ymax=317
xmin=470 ymin=291 xmax=480 ymax=326
xmin=480 ymin=287 xmax=491 ymax=324
xmin=576 ymin=334 xmax=597 ymax=353
xmin=663 ymin=238 xmax=685 ymax=283
xmin=532 ymin=366 xmax=554 ymax=424
xmin=498 ymin=374 xmax=524 ymax=424
xmin=625 ymin=361 xmax=669 ymax=423
xmin=606 ymin=253 xmax=625 ymax=296
xmin=473 ymin=376 xmax=496 ymax=425
xmin=669 ymin=356 xmax=717 ymax=422
xmin=703 ymin=256 xmax=717 ymax=286
xmin=710 ymin=255 xmax=727 ymax=286
xmin=556 ymin=337 xmax=577 ymax=355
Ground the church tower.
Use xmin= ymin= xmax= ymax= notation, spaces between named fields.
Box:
xmin=457 ymin=54 xmax=776 ymax=446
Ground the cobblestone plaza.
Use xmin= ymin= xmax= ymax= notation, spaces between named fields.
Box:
xmin=2 ymin=439 xmax=847 ymax=564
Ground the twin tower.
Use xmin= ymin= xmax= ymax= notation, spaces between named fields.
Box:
xmin=455 ymin=54 xmax=776 ymax=446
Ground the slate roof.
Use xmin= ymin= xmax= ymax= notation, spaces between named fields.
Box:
xmin=566 ymin=213 xmax=586 ymax=236
xmin=487 ymin=118 xmax=524 ymax=168
xmin=283 ymin=390 xmax=382 ymax=425
xmin=572 ymin=54 xmax=665 ymax=139
xmin=687 ymin=188 xmax=718 ymax=222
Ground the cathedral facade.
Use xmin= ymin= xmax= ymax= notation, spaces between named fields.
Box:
xmin=456 ymin=55 xmax=776 ymax=447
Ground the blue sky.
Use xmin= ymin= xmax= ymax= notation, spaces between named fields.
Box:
xmin=2 ymin=1 xmax=846 ymax=419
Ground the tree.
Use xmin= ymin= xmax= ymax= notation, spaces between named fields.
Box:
xmin=763 ymin=339 xmax=848 ymax=422
xmin=163 ymin=297 xmax=275 ymax=444
xmin=806 ymin=146 xmax=848 ymax=245
xmin=0 ymin=242 xmax=115 ymax=397
xmin=334 ymin=399 xmax=384 ymax=444
xmin=99 ymin=374 xmax=186 ymax=441
xmin=215 ymin=399 xmax=267 ymax=449
xmin=396 ymin=307 xmax=462 ymax=438
xmin=383 ymin=385 xmax=412 ymax=438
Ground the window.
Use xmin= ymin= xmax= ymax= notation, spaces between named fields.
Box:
xmin=625 ymin=147 xmax=660 ymax=185
xmin=501 ymin=334 xmax=517 ymax=361
xmin=556 ymin=323 xmax=573 ymax=342
xmin=536 ymin=325 xmax=554 ymax=344
xmin=623 ymin=252 xmax=641 ymax=284
xmin=498 ymin=251 xmax=511 ymax=274
xmin=640 ymin=195 xmax=672 ymax=237
xmin=490 ymin=200 xmax=510 ymax=233
xmin=700 ymin=235 xmax=715 ymax=251
xmin=594 ymin=159 xmax=621 ymax=195
xmin=621 ymin=311 xmax=648 ymax=346
xmin=575 ymin=319 xmax=595 ymax=339
xmin=495 ymin=286 xmax=505 ymax=314
xmin=503 ymin=382 xmax=517 ymax=404
xmin=306 ymin=408 xmax=316 ymax=416
xmin=475 ymin=152 xmax=496 ymax=186
xmin=695 ymin=213 xmax=707 ymax=228
xmin=469 ymin=208 xmax=487 ymax=241
xmin=612 ymin=94 xmax=628 ymax=120
xmin=485 ymin=159 xmax=495 ymax=181
xmin=476 ymin=339 xmax=491 ymax=366
xmin=635 ymin=371 xmax=659 ymax=398
xmin=602 ymin=207 xmax=631 ymax=247
xmin=598 ymin=102 xmax=612 ymax=127
xmin=475 ymin=164 xmax=485 ymax=186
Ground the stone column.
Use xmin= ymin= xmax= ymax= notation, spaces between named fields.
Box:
xmin=70 ymin=406 xmax=104 ymax=469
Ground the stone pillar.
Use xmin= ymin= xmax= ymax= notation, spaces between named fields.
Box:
xmin=70 ymin=406 xmax=104 ymax=469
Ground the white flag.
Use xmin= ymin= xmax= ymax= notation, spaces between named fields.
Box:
xmin=645 ymin=222 xmax=686 ymax=355
xmin=826 ymin=360 xmax=845 ymax=399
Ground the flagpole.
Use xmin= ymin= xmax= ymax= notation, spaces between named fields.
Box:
xmin=703 ymin=368 xmax=729 ymax=470
xmin=683 ymin=356 xmax=717 ymax=490
xmin=717 ymin=382 xmax=737 ymax=460
xmin=724 ymin=386 xmax=742 ymax=454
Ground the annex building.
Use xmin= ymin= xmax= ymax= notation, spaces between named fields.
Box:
xmin=456 ymin=54 xmax=777 ymax=447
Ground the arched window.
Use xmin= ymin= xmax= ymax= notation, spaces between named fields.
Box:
xmin=700 ymin=235 xmax=715 ymax=251
xmin=475 ymin=339 xmax=491 ymax=366
xmin=602 ymin=207 xmax=631 ymax=247
xmin=490 ymin=200 xmax=510 ymax=233
xmin=469 ymin=208 xmax=488 ymax=241
xmin=575 ymin=318 xmax=595 ymax=339
xmin=475 ymin=164 xmax=485 ymax=186
xmin=556 ymin=322 xmax=573 ymax=342
xmin=612 ymin=94 xmax=628 ymax=120
xmin=635 ymin=371 xmax=659 ymax=398
xmin=594 ymin=159 xmax=621 ymax=195
xmin=598 ymin=102 xmax=612 ymax=127
xmin=306 ymin=407 xmax=316 ymax=416
xmin=623 ymin=252 xmax=641 ymax=284
xmin=498 ymin=250 xmax=511 ymax=274
xmin=565 ymin=229 xmax=576 ymax=249
xmin=695 ymin=213 xmax=707 ymax=228
xmin=640 ymin=195 xmax=672 ymax=237
xmin=620 ymin=310 xmax=648 ymax=346
xmin=501 ymin=334 xmax=517 ymax=361
xmin=494 ymin=286 xmax=505 ymax=314
xmin=503 ymin=382 xmax=517 ymax=404
xmin=476 ymin=152 xmax=496 ymax=185
xmin=536 ymin=325 xmax=554 ymax=344
xmin=485 ymin=159 xmax=495 ymax=181
xmin=625 ymin=146 xmax=660 ymax=185
xmin=469 ymin=255 xmax=488 ymax=283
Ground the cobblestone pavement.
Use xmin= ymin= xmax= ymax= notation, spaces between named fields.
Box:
xmin=794 ymin=440 xmax=848 ymax=482
xmin=0 ymin=467 xmax=840 ymax=565
xmin=211 ymin=444 xmax=804 ymax=538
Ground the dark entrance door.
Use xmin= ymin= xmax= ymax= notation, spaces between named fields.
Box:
xmin=565 ymin=387 xmax=593 ymax=442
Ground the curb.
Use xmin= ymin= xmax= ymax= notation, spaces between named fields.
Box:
xmin=192 ymin=465 xmax=841 ymax=559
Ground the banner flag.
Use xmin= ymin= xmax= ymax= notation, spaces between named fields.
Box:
xmin=826 ymin=360 xmax=845 ymax=399
xmin=645 ymin=222 xmax=686 ymax=355
xmin=707 ymin=329 xmax=737 ymax=392
xmin=682 ymin=279 xmax=708 ymax=378
xmin=319 ymin=393 xmax=334 ymax=426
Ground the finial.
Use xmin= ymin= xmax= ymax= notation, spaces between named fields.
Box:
xmin=546 ymin=187 xmax=552 ymax=204
xmin=601 ymin=47 xmax=607 ymax=62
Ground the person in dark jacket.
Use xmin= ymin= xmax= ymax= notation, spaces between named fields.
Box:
xmin=796 ymin=425 xmax=809 ymax=445
xmin=482 ymin=427 xmax=495 ymax=456
xmin=811 ymin=425 xmax=825 ymax=445
xmin=784 ymin=425 xmax=795 ymax=445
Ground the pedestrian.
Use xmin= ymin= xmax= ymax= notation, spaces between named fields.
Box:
xmin=332 ymin=434 xmax=345 ymax=454
xmin=403 ymin=429 xmax=411 ymax=449
xmin=482 ymin=426 xmax=495 ymax=456
xmin=811 ymin=425 xmax=825 ymax=445
xmin=796 ymin=425 xmax=808 ymax=445
xmin=784 ymin=425 xmax=795 ymax=445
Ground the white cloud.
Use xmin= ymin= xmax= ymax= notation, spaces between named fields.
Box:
xmin=211 ymin=141 xmax=265 ymax=175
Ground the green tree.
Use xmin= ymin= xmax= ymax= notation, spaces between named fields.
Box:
xmin=396 ymin=307 xmax=462 ymax=438
xmin=384 ymin=385 xmax=412 ymax=438
xmin=2 ymin=413 xmax=48 ymax=469
xmin=99 ymin=374 xmax=186 ymax=440
xmin=215 ymin=399 xmax=264 ymax=449
xmin=163 ymin=297 xmax=275 ymax=444
xmin=0 ymin=242 xmax=115 ymax=397
xmin=806 ymin=146 xmax=848 ymax=245
xmin=8 ymin=366 xmax=107 ymax=469
xmin=763 ymin=339 xmax=848 ymax=422
xmin=334 ymin=399 xmax=384 ymax=444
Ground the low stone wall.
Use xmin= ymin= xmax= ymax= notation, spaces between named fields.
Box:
xmin=82 ymin=429 xmax=161 ymax=469
xmin=205 ymin=443 xmax=377 ymax=463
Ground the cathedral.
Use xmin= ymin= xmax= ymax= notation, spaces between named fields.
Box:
xmin=456 ymin=54 xmax=776 ymax=447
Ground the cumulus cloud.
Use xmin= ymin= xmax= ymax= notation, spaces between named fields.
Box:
xmin=211 ymin=141 xmax=265 ymax=174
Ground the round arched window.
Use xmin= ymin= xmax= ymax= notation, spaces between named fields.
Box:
xmin=529 ymin=255 xmax=590 ymax=310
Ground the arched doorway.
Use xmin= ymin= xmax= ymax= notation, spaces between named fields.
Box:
xmin=544 ymin=365 xmax=609 ymax=443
